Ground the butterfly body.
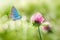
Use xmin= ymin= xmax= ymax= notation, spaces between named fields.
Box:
xmin=10 ymin=6 xmax=22 ymax=20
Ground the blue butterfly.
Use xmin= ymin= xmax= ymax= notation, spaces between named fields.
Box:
xmin=10 ymin=6 xmax=22 ymax=20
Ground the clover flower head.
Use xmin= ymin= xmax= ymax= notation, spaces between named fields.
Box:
xmin=31 ymin=12 xmax=44 ymax=23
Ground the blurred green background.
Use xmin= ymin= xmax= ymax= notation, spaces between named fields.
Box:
xmin=0 ymin=0 xmax=60 ymax=40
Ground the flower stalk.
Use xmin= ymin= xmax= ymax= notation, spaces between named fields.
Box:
xmin=38 ymin=26 xmax=42 ymax=40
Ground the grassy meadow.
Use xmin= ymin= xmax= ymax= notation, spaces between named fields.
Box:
xmin=0 ymin=0 xmax=60 ymax=40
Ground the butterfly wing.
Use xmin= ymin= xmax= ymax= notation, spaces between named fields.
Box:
xmin=10 ymin=6 xmax=22 ymax=20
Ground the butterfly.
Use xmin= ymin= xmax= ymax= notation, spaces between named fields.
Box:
xmin=10 ymin=6 xmax=22 ymax=20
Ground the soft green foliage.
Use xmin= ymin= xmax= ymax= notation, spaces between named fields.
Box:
xmin=0 ymin=0 xmax=60 ymax=40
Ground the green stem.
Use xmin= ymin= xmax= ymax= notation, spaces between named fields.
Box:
xmin=38 ymin=27 xmax=42 ymax=40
